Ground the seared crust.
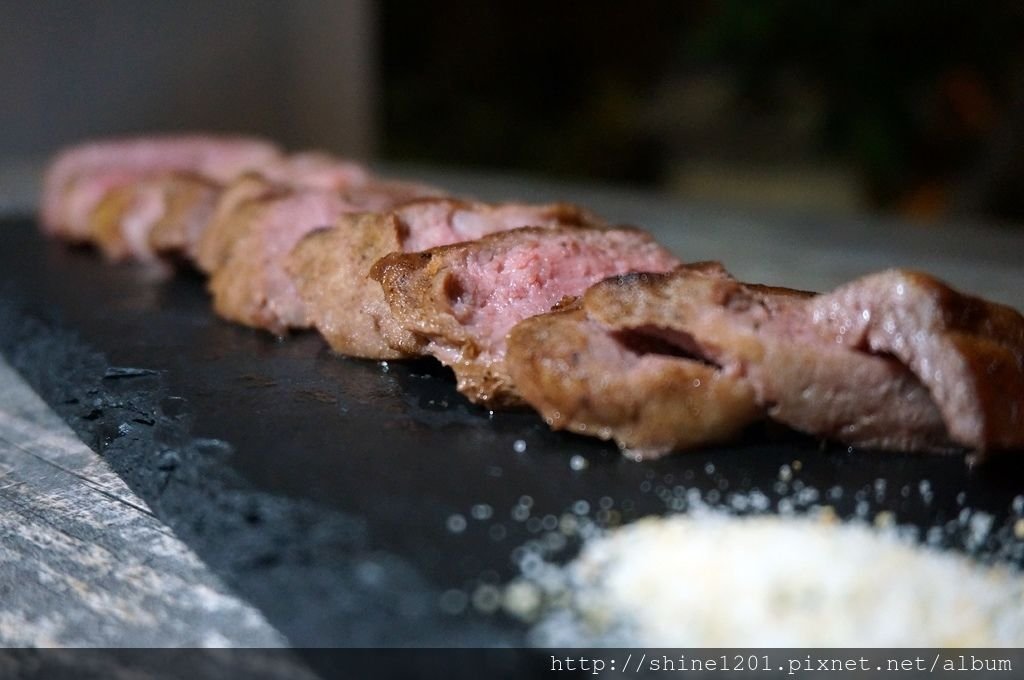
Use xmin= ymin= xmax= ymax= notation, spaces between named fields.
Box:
xmin=506 ymin=304 xmax=761 ymax=458
xmin=41 ymin=135 xmax=281 ymax=240
xmin=287 ymin=198 xmax=600 ymax=359
xmin=88 ymin=183 xmax=143 ymax=260
xmin=205 ymin=184 xmax=350 ymax=333
xmin=370 ymin=242 xmax=485 ymax=374
xmin=88 ymin=172 xmax=221 ymax=262
xmin=207 ymin=233 xmax=286 ymax=333
xmin=204 ymin=178 xmax=442 ymax=334
xmin=146 ymin=175 xmax=222 ymax=261
xmin=370 ymin=226 xmax=680 ymax=406
xmin=810 ymin=270 xmax=1024 ymax=452
xmin=39 ymin=136 xmax=1024 ymax=460
xmin=583 ymin=266 xmax=958 ymax=453
xmin=286 ymin=213 xmax=414 ymax=359
xmin=195 ymin=175 xmax=289 ymax=274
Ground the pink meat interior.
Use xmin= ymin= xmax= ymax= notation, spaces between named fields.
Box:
xmin=42 ymin=136 xmax=280 ymax=232
xmin=58 ymin=169 xmax=141 ymax=237
xmin=257 ymin=183 xmax=442 ymax=324
xmin=259 ymin=152 xmax=370 ymax=191
xmin=119 ymin=182 xmax=168 ymax=259
xmin=448 ymin=230 xmax=680 ymax=355
xmin=402 ymin=202 xmax=576 ymax=253
xmin=52 ymin=136 xmax=279 ymax=185
xmin=254 ymin=190 xmax=359 ymax=321
xmin=260 ymin=191 xmax=356 ymax=262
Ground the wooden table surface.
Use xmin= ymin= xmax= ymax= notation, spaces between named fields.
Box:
xmin=2 ymin=162 xmax=1023 ymax=647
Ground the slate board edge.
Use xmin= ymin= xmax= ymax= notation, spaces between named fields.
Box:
xmin=0 ymin=287 xmax=519 ymax=648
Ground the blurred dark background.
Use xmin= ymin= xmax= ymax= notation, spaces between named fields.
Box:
xmin=3 ymin=1 xmax=1024 ymax=223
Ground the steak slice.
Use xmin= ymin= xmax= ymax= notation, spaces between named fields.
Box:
xmin=808 ymin=270 xmax=1024 ymax=451
xmin=41 ymin=135 xmax=280 ymax=241
xmin=506 ymin=301 xmax=761 ymax=459
xmin=193 ymin=175 xmax=290 ymax=274
xmin=141 ymin=154 xmax=378 ymax=263
xmin=257 ymin=151 xmax=371 ymax=190
xmin=206 ymin=180 xmax=439 ymax=333
xmin=286 ymin=198 xmax=601 ymax=359
xmin=195 ymin=174 xmax=439 ymax=275
xmin=90 ymin=172 xmax=220 ymax=261
xmin=206 ymin=187 xmax=361 ymax=333
xmin=583 ymin=265 xmax=958 ymax=453
xmin=145 ymin=175 xmax=225 ymax=263
xmin=370 ymin=226 xmax=680 ymax=406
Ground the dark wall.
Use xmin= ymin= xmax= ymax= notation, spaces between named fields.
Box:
xmin=379 ymin=0 xmax=1024 ymax=221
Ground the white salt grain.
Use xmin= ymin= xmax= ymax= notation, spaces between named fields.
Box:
xmin=471 ymin=584 xmax=502 ymax=614
xmin=503 ymin=580 xmax=542 ymax=620
xmin=471 ymin=503 xmax=493 ymax=521
xmin=521 ymin=514 xmax=1024 ymax=647
xmin=569 ymin=455 xmax=588 ymax=471
xmin=438 ymin=589 xmax=468 ymax=615
xmin=445 ymin=514 xmax=467 ymax=533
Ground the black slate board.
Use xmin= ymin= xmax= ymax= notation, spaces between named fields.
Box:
xmin=2 ymin=217 xmax=1023 ymax=647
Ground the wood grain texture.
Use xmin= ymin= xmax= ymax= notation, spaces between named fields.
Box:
xmin=0 ymin=357 xmax=286 ymax=647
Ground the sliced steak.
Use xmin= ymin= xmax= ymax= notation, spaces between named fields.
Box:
xmin=207 ymin=181 xmax=439 ymax=333
xmin=506 ymin=301 xmax=761 ymax=459
xmin=195 ymin=174 xmax=438 ymax=275
xmin=41 ymin=135 xmax=280 ymax=241
xmin=50 ymin=168 xmax=145 ymax=243
xmin=370 ymin=226 xmax=680 ymax=406
xmin=90 ymin=172 xmax=220 ymax=261
xmin=193 ymin=175 xmax=290 ymax=273
xmin=112 ymin=154 xmax=377 ymax=263
xmin=257 ymin=151 xmax=370 ymax=190
xmin=207 ymin=187 xmax=360 ymax=333
xmin=808 ymin=270 xmax=1024 ymax=451
xmin=286 ymin=198 xmax=600 ymax=359
xmin=584 ymin=265 xmax=958 ymax=453
xmin=145 ymin=175 xmax=225 ymax=262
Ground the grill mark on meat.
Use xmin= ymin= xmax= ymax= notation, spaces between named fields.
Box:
xmin=371 ymin=226 xmax=680 ymax=406
xmin=286 ymin=198 xmax=601 ymax=359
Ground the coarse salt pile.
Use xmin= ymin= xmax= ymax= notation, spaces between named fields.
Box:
xmin=514 ymin=513 xmax=1024 ymax=647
